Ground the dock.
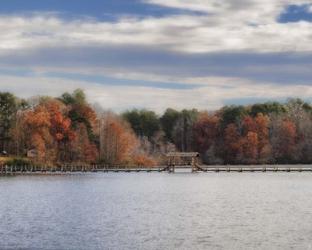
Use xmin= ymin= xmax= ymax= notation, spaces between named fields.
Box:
xmin=1 ymin=165 xmax=312 ymax=176
xmin=0 ymin=165 xmax=165 ymax=176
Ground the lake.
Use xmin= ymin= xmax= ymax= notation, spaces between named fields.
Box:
xmin=1 ymin=170 xmax=312 ymax=249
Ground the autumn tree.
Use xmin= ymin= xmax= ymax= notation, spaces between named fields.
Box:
xmin=99 ymin=112 xmax=139 ymax=164
xmin=100 ymin=112 xmax=157 ymax=166
xmin=20 ymin=98 xmax=84 ymax=164
xmin=59 ymin=89 xmax=98 ymax=162
xmin=240 ymin=132 xmax=259 ymax=164
xmin=41 ymin=99 xmax=76 ymax=162
xmin=271 ymin=118 xmax=297 ymax=163
xmin=1 ymin=90 xmax=312 ymax=165
xmin=239 ymin=113 xmax=272 ymax=163
xmin=132 ymin=154 xmax=156 ymax=167
xmin=69 ymin=123 xmax=98 ymax=163
xmin=193 ymin=112 xmax=221 ymax=164
xmin=242 ymin=116 xmax=257 ymax=134
xmin=223 ymin=123 xmax=242 ymax=163
xmin=22 ymin=105 xmax=55 ymax=163
xmin=254 ymin=113 xmax=272 ymax=162
xmin=60 ymin=89 xmax=97 ymax=142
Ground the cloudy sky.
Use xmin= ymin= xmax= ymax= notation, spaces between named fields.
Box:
xmin=0 ymin=0 xmax=312 ymax=112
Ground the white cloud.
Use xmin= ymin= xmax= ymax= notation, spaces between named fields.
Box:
xmin=0 ymin=1 xmax=311 ymax=111
xmin=0 ymin=0 xmax=312 ymax=55
xmin=0 ymin=75 xmax=310 ymax=113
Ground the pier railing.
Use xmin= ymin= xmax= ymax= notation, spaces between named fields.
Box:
xmin=0 ymin=164 xmax=165 ymax=175
xmin=1 ymin=165 xmax=312 ymax=175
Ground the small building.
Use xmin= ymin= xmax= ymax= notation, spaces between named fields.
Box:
xmin=27 ymin=149 xmax=38 ymax=158
xmin=166 ymin=152 xmax=203 ymax=172
xmin=0 ymin=151 xmax=8 ymax=157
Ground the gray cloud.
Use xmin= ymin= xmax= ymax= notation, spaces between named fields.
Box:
xmin=0 ymin=45 xmax=311 ymax=86
xmin=0 ymin=3 xmax=311 ymax=111
xmin=0 ymin=74 xmax=311 ymax=113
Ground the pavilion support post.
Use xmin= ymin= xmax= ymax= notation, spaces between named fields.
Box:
xmin=191 ymin=157 xmax=196 ymax=172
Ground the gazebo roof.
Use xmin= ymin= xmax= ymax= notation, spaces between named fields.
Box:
xmin=166 ymin=152 xmax=199 ymax=157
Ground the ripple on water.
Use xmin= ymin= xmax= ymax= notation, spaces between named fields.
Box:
xmin=1 ymin=171 xmax=312 ymax=249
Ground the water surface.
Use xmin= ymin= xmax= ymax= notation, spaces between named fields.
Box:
xmin=1 ymin=169 xmax=312 ymax=249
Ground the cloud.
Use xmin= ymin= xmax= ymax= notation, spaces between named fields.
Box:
xmin=1 ymin=45 xmax=311 ymax=86
xmin=144 ymin=0 xmax=310 ymax=19
xmin=1 ymin=5 xmax=312 ymax=55
xmin=0 ymin=74 xmax=311 ymax=113
xmin=0 ymin=1 xmax=311 ymax=111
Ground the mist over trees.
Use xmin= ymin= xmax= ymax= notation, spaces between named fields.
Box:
xmin=0 ymin=89 xmax=311 ymax=166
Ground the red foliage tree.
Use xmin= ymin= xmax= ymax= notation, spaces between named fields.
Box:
xmin=240 ymin=131 xmax=259 ymax=163
xmin=242 ymin=115 xmax=257 ymax=135
xmin=224 ymin=123 xmax=242 ymax=163
xmin=193 ymin=113 xmax=220 ymax=154
xmin=254 ymin=113 xmax=272 ymax=161
xmin=240 ymin=113 xmax=271 ymax=163
xmin=23 ymin=105 xmax=54 ymax=163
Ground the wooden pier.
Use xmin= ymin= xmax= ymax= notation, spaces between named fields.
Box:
xmin=0 ymin=164 xmax=167 ymax=176
xmin=203 ymin=166 xmax=312 ymax=172
xmin=1 ymin=164 xmax=312 ymax=176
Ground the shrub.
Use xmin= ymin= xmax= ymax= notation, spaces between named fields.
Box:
xmin=133 ymin=155 xmax=157 ymax=167
xmin=5 ymin=157 xmax=31 ymax=166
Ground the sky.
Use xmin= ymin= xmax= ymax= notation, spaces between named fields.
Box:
xmin=0 ymin=0 xmax=312 ymax=112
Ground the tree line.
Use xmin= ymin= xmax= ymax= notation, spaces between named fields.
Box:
xmin=0 ymin=89 xmax=311 ymax=166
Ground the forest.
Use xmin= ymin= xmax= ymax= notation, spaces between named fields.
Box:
xmin=0 ymin=89 xmax=312 ymax=166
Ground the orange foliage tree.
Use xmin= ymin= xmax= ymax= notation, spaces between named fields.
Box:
xmin=22 ymin=99 xmax=84 ymax=164
xmin=132 ymin=154 xmax=156 ymax=167
xmin=193 ymin=113 xmax=220 ymax=154
xmin=42 ymin=99 xmax=76 ymax=162
xmin=60 ymin=90 xmax=98 ymax=163
xmin=23 ymin=105 xmax=54 ymax=163
xmin=70 ymin=123 xmax=98 ymax=164
xmin=43 ymin=100 xmax=73 ymax=141
xmin=240 ymin=132 xmax=259 ymax=163
xmin=240 ymin=113 xmax=271 ymax=163
xmin=99 ymin=113 xmax=139 ymax=164
xmin=224 ymin=123 xmax=242 ymax=163
xmin=254 ymin=113 xmax=272 ymax=162
xmin=4 ymin=88 xmax=310 ymax=166
xmin=99 ymin=113 xmax=155 ymax=166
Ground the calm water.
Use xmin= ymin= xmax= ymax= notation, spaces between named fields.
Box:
xmin=1 ymin=169 xmax=312 ymax=250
